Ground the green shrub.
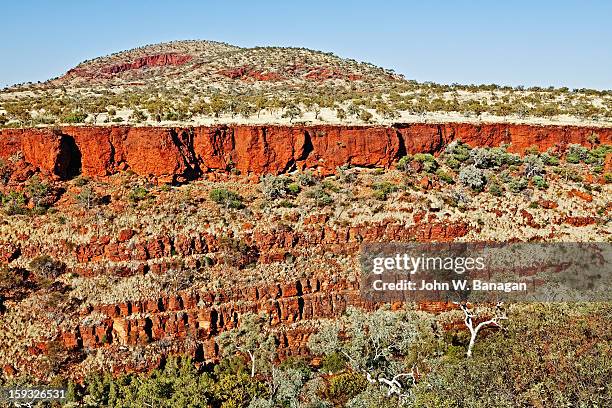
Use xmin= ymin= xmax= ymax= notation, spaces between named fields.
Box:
xmin=209 ymin=188 xmax=244 ymax=209
xmin=307 ymin=187 xmax=333 ymax=207
xmin=76 ymin=186 xmax=100 ymax=209
xmin=585 ymin=145 xmax=612 ymax=166
xmin=445 ymin=157 xmax=461 ymax=170
xmin=566 ymin=144 xmax=589 ymax=164
xmin=414 ymin=153 xmax=439 ymax=173
xmin=337 ymin=164 xmax=357 ymax=183
xmin=320 ymin=352 xmax=347 ymax=374
xmin=61 ymin=111 xmax=88 ymax=123
xmin=397 ymin=155 xmax=412 ymax=172
xmin=604 ymin=173 xmax=612 ymax=183
xmin=470 ymin=148 xmax=499 ymax=169
xmin=413 ymin=153 xmax=435 ymax=163
xmin=435 ymin=169 xmax=455 ymax=184
xmin=1 ymin=191 xmax=27 ymax=215
xmin=26 ymin=176 xmax=52 ymax=212
xmin=325 ymin=372 xmax=369 ymax=406
xmin=501 ymin=152 xmax=523 ymax=166
xmin=321 ymin=179 xmax=340 ymax=193
xmin=541 ymin=153 xmax=560 ymax=166
xmin=297 ymin=171 xmax=317 ymax=186
xmin=163 ymin=111 xmax=180 ymax=121
xmin=128 ymin=186 xmax=149 ymax=203
xmin=260 ymin=175 xmax=291 ymax=199
xmin=532 ymin=175 xmax=549 ymax=190
xmin=445 ymin=140 xmax=471 ymax=162
xmin=508 ymin=177 xmax=528 ymax=193
xmin=553 ymin=167 xmax=583 ymax=182
xmin=130 ymin=110 xmax=148 ymax=123
xmin=523 ymin=154 xmax=545 ymax=177
xmin=398 ymin=154 xmax=438 ymax=173
xmin=282 ymin=105 xmax=302 ymax=123
xmin=278 ymin=357 xmax=311 ymax=375
xmin=287 ymin=183 xmax=300 ymax=194
xmin=359 ymin=110 xmax=373 ymax=123
xmin=372 ymin=181 xmax=399 ymax=200
xmin=459 ymin=165 xmax=487 ymax=192
xmin=488 ymin=182 xmax=503 ymax=196
xmin=278 ymin=199 xmax=296 ymax=208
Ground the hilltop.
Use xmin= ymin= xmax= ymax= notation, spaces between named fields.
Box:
xmin=1 ymin=40 xmax=612 ymax=127
xmin=51 ymin=40 xmax=401 ymax=88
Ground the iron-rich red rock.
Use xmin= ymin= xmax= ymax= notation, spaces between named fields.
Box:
xmin=2 ymin=123 xmax=610 ymax=181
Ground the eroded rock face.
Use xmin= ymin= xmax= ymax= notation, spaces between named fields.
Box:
xmin=1 ymin=123 xmax=610 ymax=181
xmin=64 ymin=53 xmax=193 ymax=79
xmin=300 ymin=126 xmax=400 ymax=173
xmin=395 ymin=122 xmax=611 ymax=154
xmin=19 ymin=130 xmax=65 ymax=178
xmin=57 ymin=278 xmax=371 ymax=359
xmin=16 ymin=129 xmax=82 ymax=179
xmin=193 ymin=126 xmax=308 ymax=174
xmin=217 ymin=66 xmax=283 ymax=81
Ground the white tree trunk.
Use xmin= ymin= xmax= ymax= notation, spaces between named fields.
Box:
xmin=457 ymin=302 xmax=507 ymax=358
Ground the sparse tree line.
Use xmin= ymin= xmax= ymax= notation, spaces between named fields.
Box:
xmin=2 ymin=78 xmax=612 ymax=128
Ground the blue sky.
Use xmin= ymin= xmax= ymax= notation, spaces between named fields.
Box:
xmin=1 ymin=1 xmax=610 ymax=89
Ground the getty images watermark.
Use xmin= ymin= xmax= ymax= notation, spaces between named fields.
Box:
xmin=360 ymin=242 xmax=612 ymax=303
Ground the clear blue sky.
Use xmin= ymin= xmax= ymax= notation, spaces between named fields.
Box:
xmin=1 ymin=0 xmax=611 ymax=89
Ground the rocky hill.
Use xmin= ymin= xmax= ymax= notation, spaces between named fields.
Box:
xmin=1 ymin=40 xmax=612 ymax=127
xmin=53 ymin=40 xmax=400 ymax=88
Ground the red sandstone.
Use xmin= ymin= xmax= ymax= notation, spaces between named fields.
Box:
xmin=1 ymin=123 xmax=610 ymax=182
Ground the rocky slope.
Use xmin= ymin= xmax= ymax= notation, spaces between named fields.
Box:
xmin=0 ymin=121 xmax=610 ymax=381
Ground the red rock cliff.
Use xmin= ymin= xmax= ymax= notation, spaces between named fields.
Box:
xmin=1 ymin=123 xmax=610 ymax=181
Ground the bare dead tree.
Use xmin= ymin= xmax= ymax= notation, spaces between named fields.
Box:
xmin=456 ymin=302 xmax=507 ymax=358
xmin=340 ymin=350 xmax=419 ymax=399
xmin=308 ymin=307 xmax=426 ymax=401
xmin=375 ymin=366 xmax=420 ymax=398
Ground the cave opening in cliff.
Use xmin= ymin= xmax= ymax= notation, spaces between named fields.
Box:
xmin=58 ymin=135 xmax=82 ymax=180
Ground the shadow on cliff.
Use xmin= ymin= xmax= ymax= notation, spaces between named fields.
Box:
xmin=170 ymin=128 xmax=202 ymax=184
xmin=57 ymin=134 xmax=82 ymax=180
